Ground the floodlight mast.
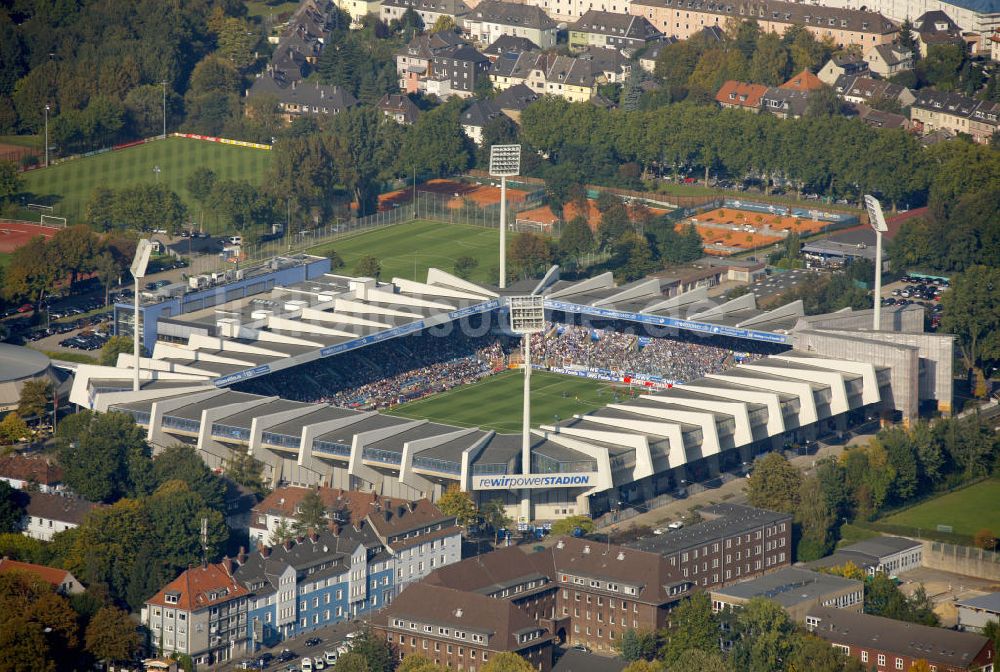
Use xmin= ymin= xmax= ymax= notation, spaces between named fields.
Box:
xmin=129 ymin=240 xmax=154 ymax=392
xmin=509 ymin=295 xmax=545 ymax=521
xmin=864 ymin=195 xmax=888 ymax=331
xmin=489 ymin=145 xmax=521 ymax=289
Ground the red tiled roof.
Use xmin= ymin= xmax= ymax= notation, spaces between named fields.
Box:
xmin=146 ymin=562 xmax=249 ymax=612
xmin=0 ymin=558 xmax=72 ymax=587
xmin=716 ymin=80 xmax=769 ymax=109
xmin=780 ymin=69 xmax=825 ymax=91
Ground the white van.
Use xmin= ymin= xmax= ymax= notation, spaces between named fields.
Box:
xmin=313 ymin=659 xmax=326 ymax=671
xmin=301 ymin=658 xmax=313 ymax=672
xmin=324 ymin=650 xmax=339 ymax=665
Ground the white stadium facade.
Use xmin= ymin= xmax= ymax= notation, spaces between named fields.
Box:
xmin=69 ymin=254 xmax=954 ymax=521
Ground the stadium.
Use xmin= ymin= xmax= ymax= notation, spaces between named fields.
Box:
xmin=68 ymin=251 xmax=954 ymax=522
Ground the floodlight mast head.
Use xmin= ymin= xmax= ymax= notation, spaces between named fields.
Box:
xmin=130 ymin=239 xmax=154 ymax=392
xmin=509 ymin=295 xmax=545 ymax=334
xmin=863 ymin=195 xmax=886 ymax=332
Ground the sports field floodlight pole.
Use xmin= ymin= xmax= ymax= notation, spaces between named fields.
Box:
xmin=44 ymin=104 xmax=50 ymax=167
xmin=489 ymin=145 xmax=521 ymax=289
xmin=509 ymin=295 xmax=545 ymax=522
xmin=130 ymin=239 xmax=154 ymax=392
xmin=162 ymin=80 xmax=168 ymax=139
xmin=864 ymin=195 xmax=888 ymax=331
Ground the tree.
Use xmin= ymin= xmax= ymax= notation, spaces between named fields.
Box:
xmin=347 ymin=628 xmax=395 ymax=672
xmin=549 ymin=515 xmax=596 ymax=537
xmin=940 ymin=265 xmax=1000 ymax=381
xmin=667 ymin=649 xmax=728 ymax=672
xmin=0 ymin=615 xmax=56 ymax=672
xmin=612 ymin=233 xmax=656 ymax=282
xmin=454 ymin=255 xmax=480 ymax=280
xmin=146 ymin=481 xmax=229 ymax=575
xmin=788 ymin=633 xmax=864 ymax=672
xmin=152 ymin=444 xmax=227 ymax=513
xmin=334 ymin=652 xmax=371 ymax=672
xmin=481 ymin=652 xmax=534 ymax=672
xmin=508 ymin=232 xmax=553 ymax=280
xmin=729 ymin=597 xmax=796 ymax=672
xmin=355 ymin=255 xmax=382 ymax=278
xmin=616 ymin=629 xmax=659 ymax=662
xmin=17 ymin=379 xmax=51 ymax=421
xmin=224 ymin=449 xmax=266 ymax=497
xmin=983 ymin=620 xmax=1000 ymax=657
xmin=398 ymin=656 xmax=444 ymax=672
xmin=0 ymin=481 xmax=26 ymax=534
xmin=58 ymin=412 xmax=153 ymax=503
xmin=431 ymin=16 xmax=457 ymax=33
xmin=269 ymin=519 xmax=294 ymax=546
xmin=437 ymin=485 xmax=477 ymax=528
xmin=479 ymin=499 xmax=512 ymax=542
xmin=0 ymin=413 xmax=29 ymax=446
xmin=822 ymin=561 xmax=867 ymax=582
xmin=795 ymin=476 xmax=836 ymax=561
xmin=660 ymin=591 xmax=719 ymax=663
xmin=295 ymin=488 xmax=329 ymax=534
xmin=622 ymin=661 xmax=664 ymax=672
xmin=398 ymin=98 xmax=472 ymax=178
xmin=558 ymin=216 xmax=595 ymax=264
xmin=49 ymin=225 xmax=101 ymax=286
xmin=326 ymin=107 xmax=402 ymax=215
xmin=85 ymin=606 xmax=141 ymax=663
xmin=2 ymin=236 xmax=58 ymax=305
xmin=99 ymin=336 xmax=133 ymax=367
xmin=746 ymin=452 xmax=802 ymax=514
xmin=94 ymin=251 xmax=122 ymax=307
xmin=0 ymin=160 xmax=22 ymax=203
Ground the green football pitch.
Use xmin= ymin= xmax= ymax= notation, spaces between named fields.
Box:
xmin=881 ymin=479 xmax=1000 ymax=538
xmin=309 ymin=219 xmax=501 ymax=284
xmin=22 ymin=137 xmax=271 ymax=226
xmin=386 ymin=369 xmax=637 ymax=433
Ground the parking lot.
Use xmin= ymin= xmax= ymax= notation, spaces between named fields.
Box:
xmin=749 ymin=268 xmax=817 ymax=300
xmin=219 ymin=621 xmax=363 ymax=672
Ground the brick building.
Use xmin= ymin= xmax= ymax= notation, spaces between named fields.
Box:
xmin=626 ymin=503 xmax=793 ymax=589
xmin=807 ymin=607 xmax=995 ymax=672
xmin=374 ymin=582 xmax=554 ymax=672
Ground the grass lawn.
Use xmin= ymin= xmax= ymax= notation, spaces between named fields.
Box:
xmin=387 ymin=369 xmax=631 ymax=433
xmin=0 ymin=135 xmax=42 ymax=149
xmin=245 ymin=0 xmax=299 ymax=17
xmin=21 ymin=137 xmax=271 ymax=227
xmin=30 ymin=348 xmax=98 ymax=364
xmin=0 ymin=252 xmax=10 ymax=269
xmin=881 ymin=479 xmax=1000 ymax=538
xmin=308 ymin=219 xmax=501 ymax=284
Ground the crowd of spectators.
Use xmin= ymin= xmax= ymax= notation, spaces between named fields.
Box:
xmin=237 ymin=319 xmax=785 ymax=407
xmin=530 ymin=322 xmax=778 ymax=382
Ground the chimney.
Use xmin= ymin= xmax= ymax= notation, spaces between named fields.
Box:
xmin=284 ymin=539 xmax=294 ymax=551
xmin=261 ymin=545 xmax=271 ymax=558
xmin=332 ymin=521 xmax=342 ymax=536
xmin=407 ymin=501 xmax=416 ymax=512
xmin=309 ymin=528 xmax=319 ymax=542
xmin=296 ymin=535 xmax=305 ymax=544
xmin=220 ymin=557 xmax=233 ymax=574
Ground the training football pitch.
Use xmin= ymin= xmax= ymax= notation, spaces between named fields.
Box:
xmin=881 ymin=479 xmax=1000 ymax=538
xmin=309 ymin=219 xmax=501 ymax=284
xmin=387 ymin=369 xmax=636 ymax=433
xmin=22 ymin=137 xmax=271 ymax=225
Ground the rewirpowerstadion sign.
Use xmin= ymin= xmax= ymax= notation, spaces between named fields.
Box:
xmin=472 ymin=473 xmax=596 ymax=490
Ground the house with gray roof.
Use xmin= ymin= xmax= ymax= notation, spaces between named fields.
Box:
xmin=460 ymin=99 xmax=503 ymax=144
xmin=379 ymin=0 xmax=471 ymax=28
xmin=805 ymin=535 xmax=922 ymax=576
xmin=463 ymin=0 xmax=558 ymax=49
xmin=246 ymin=75 xmax=358 ymax=123
xmin=864 ymin=43 xmax=914 ymax=78
xmin=761 ymin=87 xmax=812 ymax=119
xmin=833 ymin=75 xmax=915 ymax=108
xmin=396 ymin=31 xmax=467 ymax=94
xmin=378 ymin=93 xmax=421 ymax=124
xmin=568 ymin=11 xmax=662 ymax=53
xmin=483 ymin=34 xmax=540 ymax=62
xmin=913 ymin=10 xmax=966 ymax=56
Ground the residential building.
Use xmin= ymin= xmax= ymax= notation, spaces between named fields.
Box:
xmin=373 ymin=583 xmax=554 ymax=672
xmin=249 ymin=488 xmax=461 ymax=593
xmin=483 ymin=35 xmax=540 ymax=62
xmin=833 ymin=75 xmax=915 ymax=107
xmin=957 ymin=593 xmax=1000 ymax=633
xmin=142 ymin=562 xmax=250 ymax=667
xmin=494 ymin=82 xmax=540 ymax=122
xmin=267 ymin=0 xmax=336 ymax=76
xmin=396 ymin=31 xmax=467 ymax=94
xmin=335 ymin=0 xmax=383 ymax=28
xmin=818 ymin=53 xmax=870 ymax=85
xmin=463 ymin=1 xmax=559 ymax=49
xmin=760 ymin=87 xmax=812 ymax=119
xmin=626 ymin=504 xmax=793 ymax=589
xmin=0 ymin=558 xmax=85 ymax=594
xmin=461 ymin=99 xmax=503 ymax=144
xmin=380 ymin=0 xmax=471 ymax=26
xmin=428 ymin=43 xmax=492 ymax=98
xmin=806 ymin=607 xmax=996 ymax=672
xmin=235 ymin=524 xmax=394 ymax=646
xmin=715 ymin=80 xmax=769 ymax=112
xmin=910 ymin=89 xmax=999 ymax=143
xmin=628 ymin=0 xmax=897 ymax=49
xmin=813 ymin=0 xmax=998 ymax=39
xmin=913 ymin=10 xmax=966 ymax=55
xmin=0 ymin=453 xmax=64 ymax=493
xmin=856 ymin=104 xmax=911 ymax=129
xmin=781 ymin=68 xmax=826 ymax=92
xmin=637 ymin=37 xmax=678 ymax=72
xmin=568 ymin=11 xmax=662 ymax=53
xmin=491 ymin=47 xmax=630 ymax=102
xmin=709 ymin=567 xmax=863 ymax=623
xmin=806 ymin=536 xmax=923 ymax=577
xmin=864 ymin=43 xmax=915 ymax=77
xmin=22 ymin=492 xmax=98 ymax=541
xmin=245 ymin=75 xmax=358 ymax=123
xmin=378 ymin=93 xmax=421 ymax=124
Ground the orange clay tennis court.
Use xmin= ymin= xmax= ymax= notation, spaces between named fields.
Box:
xmin=679 ymin=222 xmax=784 ymax=256
xmin=694 ymin=208 xmax=832 ymax=236
xmin=378 ymin=179 xmax=530 ymax=211
xmin=0 ymin=221 xmax=59 ymax=253
xmin=516 ymin=200 xmax=670 ymax=232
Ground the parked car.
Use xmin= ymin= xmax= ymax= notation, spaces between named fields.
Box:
xmin=305 ymin=638 xmax=322 ymax=647
xmin=277 ymin=650 xmax=296 ymax=663
xmin=667 ymin=521 xmax=684 ymax=530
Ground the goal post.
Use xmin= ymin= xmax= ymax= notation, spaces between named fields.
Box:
xmin=40 ymin=214 xmax=67 ymax=228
